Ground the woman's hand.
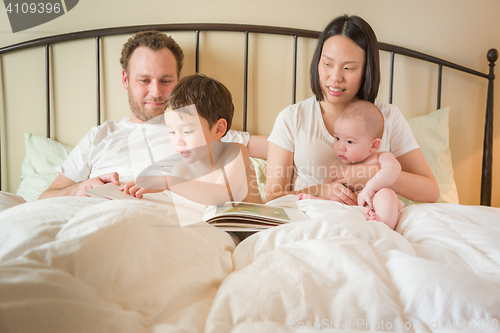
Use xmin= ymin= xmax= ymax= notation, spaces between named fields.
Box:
xmin=330 ymin=163 xmax=381 ymax=192
xmin=317 ymin=181 xmax=358 ymax=205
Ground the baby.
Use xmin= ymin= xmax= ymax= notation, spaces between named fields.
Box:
xmin=300 ymin=100 xmax=402 ymax=229
xmin=122 ymin=74 xmax=262 ymax=206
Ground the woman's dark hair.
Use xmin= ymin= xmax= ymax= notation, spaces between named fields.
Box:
xmin=310 ymin=15 xmax=380 ymax=103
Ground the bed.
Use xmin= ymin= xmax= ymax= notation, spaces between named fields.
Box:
xmin=0 ymin=24 xmax=499 ymax=332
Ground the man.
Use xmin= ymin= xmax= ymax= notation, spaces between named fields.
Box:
xmin=39 ymin=31 xmax=267 ymax=199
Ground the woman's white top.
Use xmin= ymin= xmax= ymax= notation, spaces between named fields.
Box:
xmin=268 ymin=97 xmax=419 ymax=190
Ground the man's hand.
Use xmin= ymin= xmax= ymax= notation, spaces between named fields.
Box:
xmin=40 ymin=172 xmax=121 ymax=199
xmin=74 ymin=172 xmax=120 ymax=196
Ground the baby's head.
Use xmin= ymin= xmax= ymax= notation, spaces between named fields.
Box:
xmin=164 ymin=74 xmax=234 ymax=154
xmin=333 ymin=100 xmax=384 ymax=164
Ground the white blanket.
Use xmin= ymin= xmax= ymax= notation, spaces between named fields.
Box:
xmin=0 ymin=195 xmax=235 ymax=333
xmin=0 ymin=193 xmax=499 ymax=333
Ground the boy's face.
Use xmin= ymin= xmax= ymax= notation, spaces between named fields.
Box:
xmin=333 ymin=117 xmax=376 ymax=164
xmin=165 ymin=106 xmax=219 ymax=164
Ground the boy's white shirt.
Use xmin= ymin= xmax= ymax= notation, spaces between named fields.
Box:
xmin=55 ymin=117 xmax=250 ymax=184
xmin=169 ymin=142 xmax=250 ymax=204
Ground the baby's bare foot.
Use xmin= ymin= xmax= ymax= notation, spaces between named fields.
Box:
xmin=365 ymin=207 xmax=383 ymax=222
xmin=298 ymin=193 xmax=317 ymax=200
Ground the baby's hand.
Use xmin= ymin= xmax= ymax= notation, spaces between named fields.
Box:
xmin=357 ymin=187 xmax=376 ymax=209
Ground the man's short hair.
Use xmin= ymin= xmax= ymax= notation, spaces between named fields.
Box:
xmin=338 ymin=100 xmax=384 ymax=139
xmin=165 ymin=74 xmax=234 ymax=136
xmin=120 ymin=30 xmax=184 ymax=76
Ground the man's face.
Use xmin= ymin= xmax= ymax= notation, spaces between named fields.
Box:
xmin=122 ymin=46 xmax=179 ymax=123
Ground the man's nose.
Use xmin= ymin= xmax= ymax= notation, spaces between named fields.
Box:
xmin=149 ymin=80 xmax=160 ymax=97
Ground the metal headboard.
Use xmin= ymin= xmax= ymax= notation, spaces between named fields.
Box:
xmin=0 ymin=23 xmax=497 ymax=205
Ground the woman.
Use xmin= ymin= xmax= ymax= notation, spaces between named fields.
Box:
xmin=265 ymin=15 xmax=439 ymax=204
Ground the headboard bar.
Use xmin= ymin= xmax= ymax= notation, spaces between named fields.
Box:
xmin=96 ymin=37 xmax=101 ymax=126
xmin=45 ymin=45 xmax=50 ymax=138
xmin=0 ymin=24 xmax=321 ymax=55
xmin=437 ymin=64 xmax=443 ymax=109
xmin=480 ymin=48 xmax=498 ymax=206
xmin=389 ymin=52 xmax=395 ymax=104
xmin=292 ymin=35 xmax=298 ymax=105
xmin=378 ymin=42 xmax=490 ymax=79
xmin=0 ymin=23 xmax=496 ymax=205
xmin=195 ymin=30 xmax=200 ymax=73
xmin=243 ymin=31 xmax=249 ymax=132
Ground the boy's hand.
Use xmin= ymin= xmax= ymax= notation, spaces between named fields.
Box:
xmin=120 ymin=180 xmax=163 ymax=199
xmin=357 ymin=187 xmax=376 ymax=209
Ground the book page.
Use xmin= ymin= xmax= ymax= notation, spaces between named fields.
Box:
xmin=215 ymin=202 xmax=291 ymax=221
xmin=203 ymin=201 xmax=309 ymax=228
xmin=85 ymin=183 xmax=138 ymax=200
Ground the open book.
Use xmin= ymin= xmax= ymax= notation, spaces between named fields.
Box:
xmin=202 ymin=202 xmax=309 ymax=231
xmin=85 ymin=183 xmax=138 ymax=200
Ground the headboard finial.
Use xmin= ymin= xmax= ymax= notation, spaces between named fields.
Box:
xmin=487 ymin=48 xmax=498 ymax=64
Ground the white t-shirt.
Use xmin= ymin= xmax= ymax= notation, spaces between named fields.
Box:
xmin=56 ymin=118 xmax=250 ymax=184
xmin=268 ymin=97 xmax=419 ymax=191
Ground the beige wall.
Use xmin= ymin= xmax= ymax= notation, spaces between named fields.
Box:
xmin=1 ymin=0 xmax=499 ymax=206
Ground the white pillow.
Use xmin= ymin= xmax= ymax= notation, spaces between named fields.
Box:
xmin=17 ymin=133 xmax=73 ymax=201
xmin=403 ymin=107 xmax=459 ymax=204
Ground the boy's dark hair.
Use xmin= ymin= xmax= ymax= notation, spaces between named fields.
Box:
xmin=310 ymin=15 xmax=380 ymax=103
xmin=164 ymin=74 xmax=234 ymax=136
xmin=120 ymin=30 xmax=184 ymax=76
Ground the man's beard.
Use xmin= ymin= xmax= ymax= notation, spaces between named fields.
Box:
xmin=128 ymin=90 xmax=165 ymax=123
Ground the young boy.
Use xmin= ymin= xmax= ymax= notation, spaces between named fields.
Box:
xmin=122 ymin=74 xmax=262 ymax=206
xmin=299 ymin=100 xmax=402 ymax=229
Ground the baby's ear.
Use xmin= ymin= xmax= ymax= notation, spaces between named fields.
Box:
xmin=214 ymin=118 xmax=227 ymax=138
xmin=370 ymin=138 xmax=381 ymax=153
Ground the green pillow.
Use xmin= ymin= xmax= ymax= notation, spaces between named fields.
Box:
xmin=250 ymin=157 xmax=267 ymax=202
xmin=17 ymin=133 xmax=73 ymax=201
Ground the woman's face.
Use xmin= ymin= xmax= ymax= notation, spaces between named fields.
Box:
xmin=318 ymin=35 xmax=366 ymax=110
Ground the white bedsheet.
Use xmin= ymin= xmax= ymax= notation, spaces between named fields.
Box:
xmin=0 ymin=193 xmax=499 ymax=333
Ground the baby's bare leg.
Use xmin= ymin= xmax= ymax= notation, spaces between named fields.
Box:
xmin=371 ymin=188 xmax=401 ymax=229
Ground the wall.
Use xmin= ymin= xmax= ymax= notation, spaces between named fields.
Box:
xmin=0 ymin=0 xmax=499 ymax=206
